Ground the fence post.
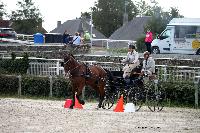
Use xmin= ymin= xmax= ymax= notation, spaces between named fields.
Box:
xmin=49 ymin=76 xmax=53 ymax=97
xmin=154 ymin=79 xmax=158 ymax=94
xmin=18 ymin=75 xmax=22 ymax=97
xmin=56 ymin=61 xmax=60 ymax=75
xmin=163 ymin=65 xmax=167 ymax=81
xmin=194 ymin=76 xmax=200 ymax=109
xmin=106 ymin=40 xmax=109 ymax=49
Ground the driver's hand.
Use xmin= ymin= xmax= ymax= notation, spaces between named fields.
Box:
xmin=140 ymin=71 xmax=144 ymax=76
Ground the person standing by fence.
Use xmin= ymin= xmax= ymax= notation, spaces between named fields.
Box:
xmin=63 ymin=30 xmax=70 ymax=44
xmin=145 ymin=29 xmax=153 ymax=54
xmin=72 ymin=32 xmax=82 ymax=46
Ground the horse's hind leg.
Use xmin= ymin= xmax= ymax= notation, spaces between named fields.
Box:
xmin=97 ymin=85 xmax=105 ymax=108
xmin=98 ymin=94 xmax=104 ymax=108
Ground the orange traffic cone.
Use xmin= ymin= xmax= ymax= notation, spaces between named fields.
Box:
xmin=64 ymin=99 xmax=72 ymax=108
xmin=74 ymin=96 xmax=83 ymax=109
xmin=113 ymin=95 xmax=124 ymax=112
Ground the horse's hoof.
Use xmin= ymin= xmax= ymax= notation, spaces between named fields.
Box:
xmin=82 ymin=101 xmax=85 ymax=105
xmin=80 ymin=100 xmax=85 ymax=105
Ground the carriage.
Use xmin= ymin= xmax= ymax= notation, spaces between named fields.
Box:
xmin=63 ymin=54 xmax=166 ymax=111
xmin=101 ymin=63 xmax=166 ymax=112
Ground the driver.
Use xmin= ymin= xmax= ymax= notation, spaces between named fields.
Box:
xmin=141 ymin=51 xmax=155 ymax=77
xmin=121 ymin=45 xmax=140 ymax=78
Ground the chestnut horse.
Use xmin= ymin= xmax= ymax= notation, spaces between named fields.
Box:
xmin=63 ymin=53 xmax=107 ymax=109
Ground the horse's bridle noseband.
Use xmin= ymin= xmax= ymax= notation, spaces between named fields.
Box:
xmin=64 ymin=56 xmax=81 ymax=73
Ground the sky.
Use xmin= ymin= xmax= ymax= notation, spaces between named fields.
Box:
xmin=3 ymin=0 xmax=200 ymax=32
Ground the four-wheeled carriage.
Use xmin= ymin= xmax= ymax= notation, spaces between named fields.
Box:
xmin=102 ymin=65 xmax=166 ymax=112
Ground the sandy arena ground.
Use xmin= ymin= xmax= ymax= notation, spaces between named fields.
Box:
xmin=0 ymin=98 xmax=200 ymax=133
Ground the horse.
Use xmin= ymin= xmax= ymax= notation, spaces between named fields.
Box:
xmin=63 ymin=53 xmax=107 ymax=109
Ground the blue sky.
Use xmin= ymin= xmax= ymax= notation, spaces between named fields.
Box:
xmin=3 ymin=0 xmax=200 ymax=32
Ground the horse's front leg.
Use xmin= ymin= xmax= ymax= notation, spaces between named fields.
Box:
xmin=70 ymin=92 xmax=75 ymax=109
xmin=76 ymin=93 xmax=85 ymax=105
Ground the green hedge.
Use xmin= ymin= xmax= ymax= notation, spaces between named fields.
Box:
xmin=22 ymin=76 xmax=50 ymax=97
xmin=0 ymin=75 xmax=19 ymax=95
xmin=162 ymin=81 xmax=199 ymax=107
xmin=52 ymin=77 xmax=72 ymax=98
xmin=0 ymin=75 xmax=72 ymax=99
xmin=0 ymin=53 xmax=29 ymax=74
xmin=0 ymin=74 xmax=199 ymax=107
xmin=136 ymin=36 xmax=146 ymax=53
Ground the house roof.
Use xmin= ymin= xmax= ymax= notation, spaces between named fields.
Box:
xmin=109 ymin=16 xmax=151 ymax=41
xmin=50 ymin=18 xmax=107 ymax=39
xmin=50 ymin=19 xmax=82 ymax=35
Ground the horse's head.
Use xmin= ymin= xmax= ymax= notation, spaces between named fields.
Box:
xmin=63 ymin=53 xmax=76 ymax=72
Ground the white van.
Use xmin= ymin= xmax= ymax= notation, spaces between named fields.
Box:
xmin=151 ymin=18 xmax=200 ymax=55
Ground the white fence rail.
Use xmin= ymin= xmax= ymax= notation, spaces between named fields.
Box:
xmin=27 ymin=59 xmax=64 ymax=76
xmin=27 ymin=59 xmax=200 ymax=81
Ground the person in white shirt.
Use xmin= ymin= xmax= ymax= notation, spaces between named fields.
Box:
xmin=121 ymin=45 xmax=140 ymax=78
xmin=72 ymin=32 xmax=81 ymax=46
xmin=141 ymin=51 xmax=155 ymax=76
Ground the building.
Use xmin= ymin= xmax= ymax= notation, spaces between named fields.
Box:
xmin=108 ymin=16 xmax=151 ymax=48
xmin=50 ymin=18 xmax=107 ymax=45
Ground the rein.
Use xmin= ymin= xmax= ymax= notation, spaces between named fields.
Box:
xmin=69 ymin=64 xmax=81 ymax=73
xmin=64 ymin=56 xmax=81 ymax=74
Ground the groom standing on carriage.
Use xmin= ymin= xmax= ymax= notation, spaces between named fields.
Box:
xmin=121 ymin=45 xmax=140 ymax=79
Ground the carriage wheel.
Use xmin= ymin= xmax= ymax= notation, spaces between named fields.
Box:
xmin=102 ymin=95 xmax=114 ymax=109
xmin=129 ymin=87 xmax=145 ymax=111
xmin=102 ymin=86 xmax=115 ymax=110
xmin=146 ymin=83 xmax=166 ymax=112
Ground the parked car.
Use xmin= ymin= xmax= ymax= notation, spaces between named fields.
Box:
xmin=0 ymin=28 xmax=17 ymax=38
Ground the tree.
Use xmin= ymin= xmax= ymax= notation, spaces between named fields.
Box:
xmin=10 ymin=0 xmax=43 ymax=34
xmin=135 ymin=0 xmax=153 ymax=16
xmin=145 ymin=5 xmax=184 ymax=36
xmin=81 ymin=12 xmax=91 ymax=19
xmin=0 ymin=0 xmax=7 ymax=19
xmin=169 ymin=7 xmax=184 ymax=19
xmin=92 ymin=0 xmax=137 ymax=37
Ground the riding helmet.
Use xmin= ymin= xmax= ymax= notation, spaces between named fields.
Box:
xmin=128 ymin=44 xmax=135 ymax=49
xmin=143 ymin=51 xmax=150 ymax=55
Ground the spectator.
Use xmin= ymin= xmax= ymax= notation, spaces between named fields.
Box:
xmin=63 ymin=30 xmax=70 ymax=44
xmin=121 ymin=45 xmax=140 ymax=78
xmin=145 ymin=29 xmax=153 ymax=54
xmin=84 ymin=31 xmax=91 ymax=43
xmin=72 ymin=32 xmax=82 ymax=46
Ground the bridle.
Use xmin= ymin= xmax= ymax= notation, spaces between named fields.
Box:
xmin=63 ymin=55 xmax=81 ymax=74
